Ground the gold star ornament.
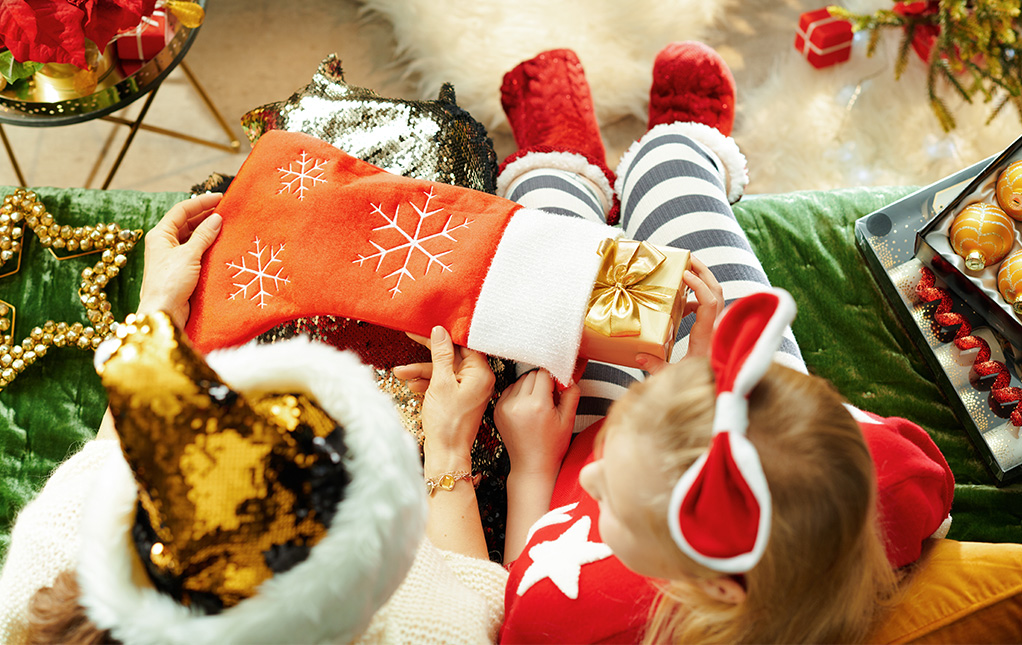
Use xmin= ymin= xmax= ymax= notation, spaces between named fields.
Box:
xmin=0 ymin=189 xmax=143 ymax=392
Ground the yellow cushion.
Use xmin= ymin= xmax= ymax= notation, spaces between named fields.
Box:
xmin=870 ymin=540 xmax=1022 ymax=643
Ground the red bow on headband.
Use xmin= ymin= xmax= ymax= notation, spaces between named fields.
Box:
xmin=667 ymin=289 xmax=795 ymax=573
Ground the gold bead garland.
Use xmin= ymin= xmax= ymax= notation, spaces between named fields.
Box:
xmin=0 ymin=189 xmax=143 ymax=392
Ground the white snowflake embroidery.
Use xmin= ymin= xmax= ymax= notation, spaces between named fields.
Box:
xmin=277 ymin=151 xmax=328 ymax=200
xmin=227 ymin=237 xmax=290 ymax=308
xmin=354 ymin=187 xmax=472 ymax=297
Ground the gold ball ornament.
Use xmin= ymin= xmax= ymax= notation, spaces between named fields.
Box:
xmin=997 ymin=160 xmax=1022 ymax=221
xmin=0 ymin=189 xmax=142 ymax=393
xmin=949 ymin=202 xmax=1016 ymax=271
xmin=998 ymin=249 xmax=1022 ymax=314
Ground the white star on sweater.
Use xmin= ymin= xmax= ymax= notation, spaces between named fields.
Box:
xmin=516 ymin=516 xmax=613 ymax=600
xmin=525 ymin=502 xmax=577 ymax=544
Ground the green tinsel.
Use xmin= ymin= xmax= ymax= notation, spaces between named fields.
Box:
xmin=829 ymin=1 xmax=1022 ymax=131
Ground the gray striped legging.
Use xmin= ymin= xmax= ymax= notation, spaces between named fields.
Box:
xmin=503 ymin=126 xmax=806 ymax=432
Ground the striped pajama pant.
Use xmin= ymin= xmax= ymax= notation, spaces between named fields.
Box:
xmin=504 ymin=128 xmax=806 ymax=431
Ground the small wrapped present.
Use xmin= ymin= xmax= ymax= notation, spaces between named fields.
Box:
xmin=116 ymin=10 xmax=167 ymax=61
xmin=119 ymin=60 xmax=144 ymax=77
xmin=795 ymin=8 xmax=853 ymax=69
xmin=579 ymin=239 xmax=690 ymax=368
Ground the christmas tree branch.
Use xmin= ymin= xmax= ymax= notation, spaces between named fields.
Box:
xmin=829 ymin=1 xmax=1021 ymax=132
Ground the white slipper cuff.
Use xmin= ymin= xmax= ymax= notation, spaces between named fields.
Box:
xmin=616 ymin=121 xmax=748 ymax=204
xmin=498 ymin=150 xmax=615 ymax=214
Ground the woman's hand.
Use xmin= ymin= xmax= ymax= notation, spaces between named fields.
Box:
xmin=495 ymin=369 xmax=579 ymax=479
xmin=636 ymin=256 xmax=724 ymax=375
xmin=394 ymin=327 xmax=494 ymax=560
xmin=393 ymin=326 xmax=495 ymax=469
xmin=136 ymin=193 xmax=223 ymax=329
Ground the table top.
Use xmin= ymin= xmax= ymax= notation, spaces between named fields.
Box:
xmin=0 ymin=2 xmax=205 ymax=128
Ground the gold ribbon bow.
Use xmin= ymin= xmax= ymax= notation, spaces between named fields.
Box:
xmin=585 ymin=238 xmax=676 ymax=337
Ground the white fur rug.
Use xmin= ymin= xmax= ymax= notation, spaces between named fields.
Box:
xmin=359 ymin=0 xmax=1019 ymax=194
xmin=736 ymin=33 xmax=1019 ymax=194
xmin=357 ymin=0 xmax=733 ymax=130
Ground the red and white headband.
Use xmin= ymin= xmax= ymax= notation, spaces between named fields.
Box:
xmin=667 ymin=288 xmax=796 ymax=574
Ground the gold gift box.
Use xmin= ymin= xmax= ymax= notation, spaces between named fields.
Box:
xmin=579 ymin=239 xmax=690 ymax=369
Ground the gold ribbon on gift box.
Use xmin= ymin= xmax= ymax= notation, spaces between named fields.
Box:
xmin=585 ymin=238 xmax=676 ymax=337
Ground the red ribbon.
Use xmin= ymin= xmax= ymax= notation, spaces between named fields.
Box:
xmin=916 ymin=266 xmax=1022 ymax=426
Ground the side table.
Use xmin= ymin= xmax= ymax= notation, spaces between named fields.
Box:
xmin=0 ymin=0 xmax=239 ymax=189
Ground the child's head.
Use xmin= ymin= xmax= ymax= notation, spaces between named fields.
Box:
xmin=579 ymin=291 xmax=898 ymax=643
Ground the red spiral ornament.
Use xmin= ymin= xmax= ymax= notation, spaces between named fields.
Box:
xmin=916 ymin=266 xmax=1022 ymax=426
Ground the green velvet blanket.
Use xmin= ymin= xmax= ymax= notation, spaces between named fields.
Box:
xmin=1 ymin=184 xmax=1019 ymax=565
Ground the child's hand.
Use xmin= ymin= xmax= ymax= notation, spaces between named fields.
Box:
xmin=636 ymin=256 xmax=723 ymax=374
xmin=495 ymin=369 xmax=580 ymax=479
xmin=394 ymin=326 xmax=495 ymax=462
xmin=137 ymin=193 xmax=223 ymax=328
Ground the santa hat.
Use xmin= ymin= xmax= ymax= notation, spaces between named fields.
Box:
xmin=844 ymin=405 xmax=955 ymax=569
xmin=186 ymin=130 xmax=619 ymax=384
xmin=668 ymin=289 xmax=795 ymax=573
xmin=77 ymin=311 xmax=426 ymax=644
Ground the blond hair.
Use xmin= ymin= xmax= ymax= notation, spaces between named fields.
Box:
xmin=618 ymin=358 xmax=898 ymax=644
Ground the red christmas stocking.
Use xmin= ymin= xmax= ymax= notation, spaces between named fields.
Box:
xmin=186 ymin=131 xmax=620 ymax=383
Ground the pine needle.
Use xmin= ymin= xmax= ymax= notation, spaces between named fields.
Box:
xmin=832 ymin=1 xmax=1022 ymax=130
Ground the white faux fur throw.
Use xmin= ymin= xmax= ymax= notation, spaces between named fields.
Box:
xmin=359 ymin=0 xmax=1019 ymax=194
xmin=357 ymin=0 xmax=732 ymax=131
xmin=736 ymin=29 xmax=1019 ymax=194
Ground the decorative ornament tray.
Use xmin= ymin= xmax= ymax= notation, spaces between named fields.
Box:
xmin=856 ymin=157 xmax=1022 ymax=483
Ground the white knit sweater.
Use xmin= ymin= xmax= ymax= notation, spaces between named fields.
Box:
xmin=0 ymin=440 xmax=508 ymax=644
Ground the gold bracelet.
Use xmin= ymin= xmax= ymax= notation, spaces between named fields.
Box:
xmin=425 ymin=470 xmax=480 ymax=496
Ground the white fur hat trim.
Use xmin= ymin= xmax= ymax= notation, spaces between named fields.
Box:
xmin=77 ymin=338 xmax=427 ymax=645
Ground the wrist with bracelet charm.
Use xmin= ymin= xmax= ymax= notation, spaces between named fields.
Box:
xmin=425 ymin=470 xmax=481 ymax=496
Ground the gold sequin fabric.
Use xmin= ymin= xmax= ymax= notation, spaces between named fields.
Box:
xmin=258 ymin=317 xmax=513 ymax=560
xmin=99 ymin=312 xmax=350 ymax=612
xmin=241 ymin=54 xmax=498 ymax=194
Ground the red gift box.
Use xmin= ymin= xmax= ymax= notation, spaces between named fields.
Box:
xmin=119 ymin=60 xmax=144 ymax=77
xmin=115 ymin=10 xmax=167 ymax=61
xmin=794 ymin=8 xmax=853 ymax=69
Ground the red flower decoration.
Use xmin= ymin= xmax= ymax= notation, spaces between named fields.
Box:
xmin=893 ymin=1 xmax=939 ymax=18
xmin=0 ymin=0 xmax=157 ymax=68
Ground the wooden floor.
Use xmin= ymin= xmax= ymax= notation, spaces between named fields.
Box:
xmin=0 ymin=0 xmax=821 ymax=193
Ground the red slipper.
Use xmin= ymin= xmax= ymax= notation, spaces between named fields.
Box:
xmin=648 ymin=42 xmax=736 ymax=136
xmin=499 ymin=49 xmax=619 ymax=224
